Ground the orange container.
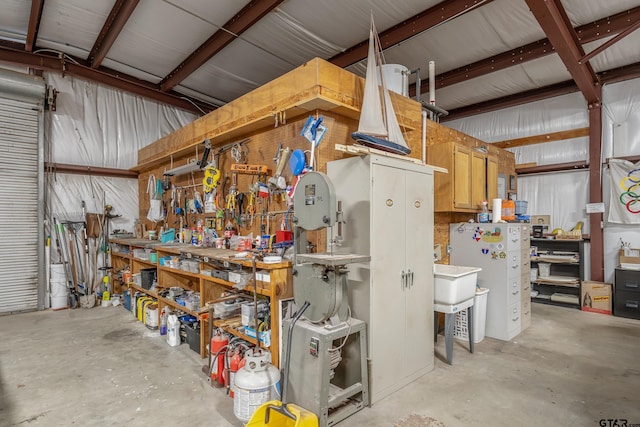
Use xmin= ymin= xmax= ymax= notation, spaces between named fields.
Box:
xmin=502 ymin=199 xmax=516 ymax=220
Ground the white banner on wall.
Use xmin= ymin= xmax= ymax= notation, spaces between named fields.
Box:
xmin=608 ymin=159 xmax=640 ymax=224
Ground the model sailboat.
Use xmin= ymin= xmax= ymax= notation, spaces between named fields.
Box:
xmin=351 ymin=18 xmax=411 ymax=156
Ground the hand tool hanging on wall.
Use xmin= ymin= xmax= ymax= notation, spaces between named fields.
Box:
xmin=236 ymin=192 xmax=246 ymax=226
xmin=203 ymin=165 xmax=221 ymax=193
xmin=226 ymin=172 xmax=238 ymax=219
xmin=269 ymin=145 xmax=290 ymax=190
xmin=247 ymin=190 xmax=256 ymax=226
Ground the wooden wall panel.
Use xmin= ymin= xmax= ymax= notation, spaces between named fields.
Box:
xmin=139 ymin=111 xmax=360 ymax=251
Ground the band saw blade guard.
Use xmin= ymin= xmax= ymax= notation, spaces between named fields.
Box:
xmin=292 ymin=172 xmax=369 ymax=324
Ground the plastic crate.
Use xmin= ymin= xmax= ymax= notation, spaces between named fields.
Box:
xmin=453 ymin=288 xmax=490 ymax=343
xmin=515 ymin=200 xmax=528 ymax=215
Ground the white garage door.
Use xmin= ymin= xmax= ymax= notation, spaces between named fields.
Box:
xmin=0 ymin=69 xmax=45 ymax=314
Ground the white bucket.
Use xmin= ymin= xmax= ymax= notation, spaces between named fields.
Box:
xmin=538 ymin=263 xmax=551 ymax=278
xmin=50 ymin=264 xmax=66 ymax=282
xmin=50 ymin=280 xmax=68 ymax=309
xmin=530 ymin=268 xmax=538 ymax=281
xmin=51 ymin=280 xmax=67 ymax=297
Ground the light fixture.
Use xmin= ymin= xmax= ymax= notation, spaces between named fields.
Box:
xmin=163 ymin=159 xmax=202 ymax=177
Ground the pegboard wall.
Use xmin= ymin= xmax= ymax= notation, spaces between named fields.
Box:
xmin=138 ymin=111 xmax=358 ymax=251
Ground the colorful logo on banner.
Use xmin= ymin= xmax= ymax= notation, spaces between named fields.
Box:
xmin=618 ymin=167 xmax=640 ymax=214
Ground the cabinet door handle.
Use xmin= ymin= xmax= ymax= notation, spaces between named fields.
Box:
xmin=410 ymin=271 xmax=415 ymax=287
xmin=401 ymin=270 xmax=406 ymax=290
xmin=406 ymin=269 xmax=412 ymax=288
xmin=512 ymin=289 xmax=519 ymax=295
xmin=512 ymin=316 xmax=520 ymax=322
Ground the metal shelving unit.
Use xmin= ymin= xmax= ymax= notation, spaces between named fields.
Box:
xmin=530 ymin=238 xmax=585 ymax=309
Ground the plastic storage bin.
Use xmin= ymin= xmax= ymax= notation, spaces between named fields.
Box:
xmin=538 ymin=263 xmax=551 ymax=278
xmin=454 ymin=288 xmax=490 ymax=343
xmin=140 ymin=268 xmax=157 ymax=289
xmin=515 ymin=200 xmax=528 ymax=215
xmin=185 ymin=323 xmax=200 ymax=353
xmin=213 ymin=299 xmax=247 ymax=319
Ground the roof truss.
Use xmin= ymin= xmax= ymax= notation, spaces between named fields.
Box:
xmin=329 ymin=0 xmax=493 ymax=68
xmin=88 ymin=0 xmax=140 ymax=69
xmin=525 ymin=0 xmax=600 ymax=105
xmin=412 ymin=6 xmax=640 ymax=95
xmin=3 ymin=1 xmax=639 ymax=118
xmin=25 ymin=0 xmax=44 ymax=52
xmin=159 ymin=0 xmax=285 ymax=92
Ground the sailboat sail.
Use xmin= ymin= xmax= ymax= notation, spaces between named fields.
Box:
xmin=351 ymin=18 xmax=411 ymax=155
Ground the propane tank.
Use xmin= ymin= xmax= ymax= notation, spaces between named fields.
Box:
xmin=210 ymin=332 xmax=228 ymax=386
xmin=233 ymin=351 xmax=281 ymax=423
xmin=227 ymin=349 xmax=243 ymax=398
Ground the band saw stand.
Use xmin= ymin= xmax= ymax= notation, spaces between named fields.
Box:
xmin=285 ymin=171 xmax=370 ymax=427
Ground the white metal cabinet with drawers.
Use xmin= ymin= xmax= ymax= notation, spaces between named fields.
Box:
xmin=450 ymin=223 xmax=531 ymax=341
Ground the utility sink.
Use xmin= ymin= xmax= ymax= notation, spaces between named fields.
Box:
xmin=434 ymin=264 xmax=482 ymax=305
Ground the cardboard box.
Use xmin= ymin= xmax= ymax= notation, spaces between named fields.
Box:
xmin=619 ymin=248 xmax=640 ymax=265
xmin=581 ymin=281 xmax=612 ymax=315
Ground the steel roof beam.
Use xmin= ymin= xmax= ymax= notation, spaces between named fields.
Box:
xmin=0 ymin=44 xmax=213 ymax=115
xmin=579 ymin=18 xmax=640 ymax=65
xmin=160 ymin=0 xmax=285 ymax=92
xmin=89 ymin=0 xmax=140 ymax=69
xmin=525 ymin=0 xmax=600 ymax=105
xmin=442 ymin=60 xmax=640 ymax=122
xmin=443 ymin=80 xmax=579 ymax=121
xmin=329 ymin=0 xmax=493 ymax=69
xmin=25 ymin=0 xmax=45 ymax=52
xmin=417 ymin=5 xmax=640 ymax=95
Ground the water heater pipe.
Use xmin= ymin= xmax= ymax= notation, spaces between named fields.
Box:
xmin=429 ymin=61 xmax=436 ymax=105
xmin=422 ymin=110 xmax=427 ymax=164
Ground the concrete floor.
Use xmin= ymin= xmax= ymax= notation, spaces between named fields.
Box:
xmin=1 ymin=303 xmax=639 ymax=427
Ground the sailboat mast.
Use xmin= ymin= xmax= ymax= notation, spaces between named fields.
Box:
xmin=372 ymin=21 xmax=389 ymax=131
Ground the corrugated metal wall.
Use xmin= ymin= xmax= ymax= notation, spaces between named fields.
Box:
xmin=0 ymin=70 xmax=45 ymax=314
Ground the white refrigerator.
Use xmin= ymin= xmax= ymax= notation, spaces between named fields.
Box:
xmin=449 ymin=223 xmax=531 ymax=341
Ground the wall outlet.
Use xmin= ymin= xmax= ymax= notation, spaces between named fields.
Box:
xmin=433 ymin=244 xmax=442 ymax=261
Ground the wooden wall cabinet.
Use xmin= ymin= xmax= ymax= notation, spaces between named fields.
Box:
xmin=428 ymin=141 xmax=497 ymax=212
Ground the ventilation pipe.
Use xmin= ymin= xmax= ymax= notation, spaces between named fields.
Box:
xmin=429 ymin=60 xmax=436 ymax=106
xmin=409 ymin=63 xmax=448 ymax=121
